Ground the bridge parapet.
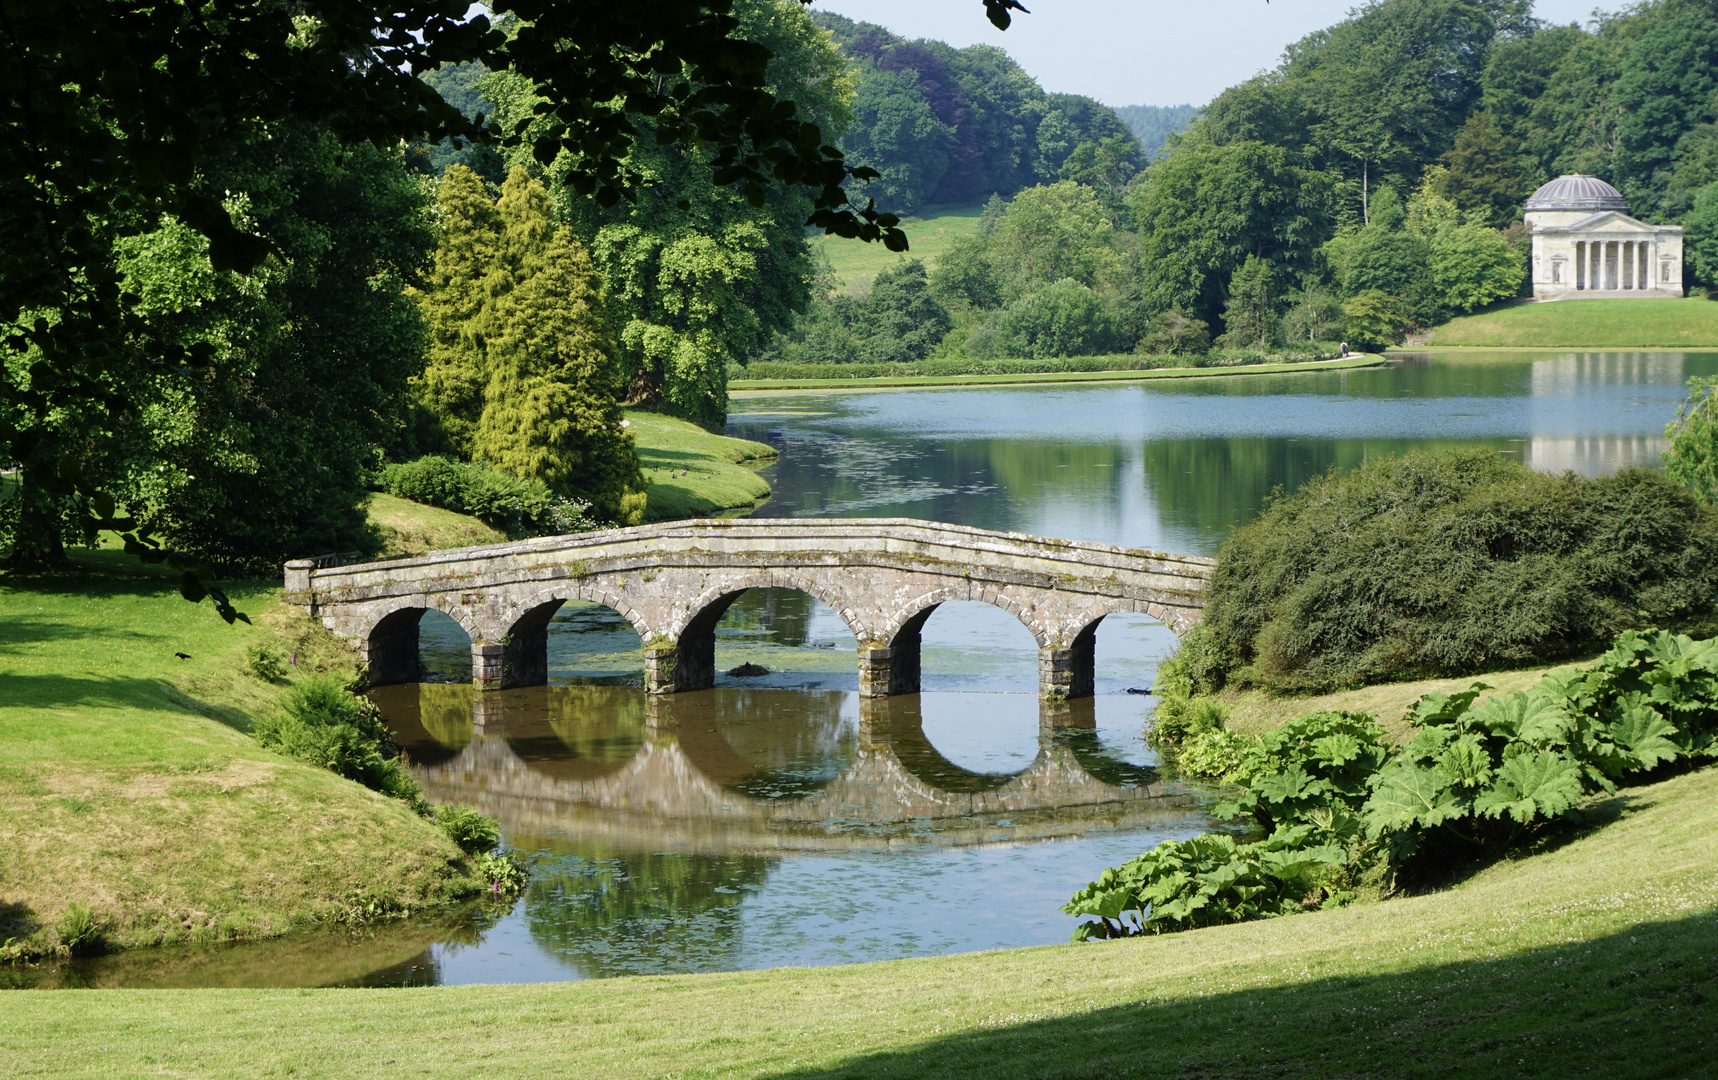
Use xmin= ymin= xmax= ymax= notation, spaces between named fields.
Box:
xmin=286 ymin=518 xmax=1214 ymax=699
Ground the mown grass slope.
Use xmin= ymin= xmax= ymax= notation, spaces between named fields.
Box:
xmin=628 ymin=409 xmax=775 ymax=520
xmin=1429 ymin=296 xmax=1718 ymax=347
xmin=365 ymin=491 xmax=507 ymax=557
xmin=4 ymin=746 xmax=1714 ymax=1077
xmin=813 ymin=203 xmax=985 ymax=294
xmin=0 ymin=551 xmax=478 ymax=956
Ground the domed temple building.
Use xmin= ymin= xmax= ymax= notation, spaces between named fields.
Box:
xmin=1525 ymin=174 xmax=1683 ymax=299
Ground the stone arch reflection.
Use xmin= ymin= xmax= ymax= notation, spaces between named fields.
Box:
xmin=370 ymin=683 xmax=472 ymax=767
xmin=860 ymin=694 xmax=1031 ymax=794
xmin=497 ymin=686 xmax=647 ymax=784
xmin=669 ymin=688 xmax=859 ymax=800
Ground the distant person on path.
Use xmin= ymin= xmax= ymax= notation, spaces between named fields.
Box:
xmin=1339 ymin=341 xmax=1349 ymax=357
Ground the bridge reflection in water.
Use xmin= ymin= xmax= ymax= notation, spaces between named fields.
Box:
xmin=373 ymin=684 xmax=1197 ymax=854
xmin=359 ymin=683 xmax=1201 ymax=982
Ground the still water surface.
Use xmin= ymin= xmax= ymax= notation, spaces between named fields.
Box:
xmin=27 ymin=350 xmax=1715 ymax=988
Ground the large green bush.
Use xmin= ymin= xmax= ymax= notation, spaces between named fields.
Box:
xmin=1197 ymin=450 xmax=1718 ymax=695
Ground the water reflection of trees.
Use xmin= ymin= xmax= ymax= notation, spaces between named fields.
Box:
xmin=519 ymin=837 xmax=775 ymax=978
xmin=670 ymin=688 xmax=857 ymax=799
xmin=370 ymin=683 xmax=473 ymax=767
xmin=716 ymin=587 xmax=818 ymax=649
xmin=505 ymin=687 xmax=647 ymax=782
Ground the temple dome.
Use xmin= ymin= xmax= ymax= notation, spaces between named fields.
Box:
xmin=1524 ymin=174 xmax=1629 ymax=213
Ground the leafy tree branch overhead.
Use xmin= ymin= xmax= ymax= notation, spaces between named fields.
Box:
xmin=0 ymin=0 xmax=1017 ymax=605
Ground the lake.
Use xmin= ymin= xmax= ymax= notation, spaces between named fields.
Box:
xmin=27 ymin=350 xmax=1715 ymax=988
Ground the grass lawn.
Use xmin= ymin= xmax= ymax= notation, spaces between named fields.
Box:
xmin=365 ymin=492 xmax=506 ymax=557
xmin=0 ymin=552 xmax=478 ymax=958
xmin=1428 ymin=296 xmax=1718 ymax=347
xmin=814 ymin=203 xmax=985 ymax=294
xmin=627 ymin=409 xmax=775 ymax=520
xmin=3 ymin=755 xmax=1714 ymax=1076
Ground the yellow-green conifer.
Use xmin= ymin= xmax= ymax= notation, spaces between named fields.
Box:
xmin=418 ymin=165 xmax=644 ymax=523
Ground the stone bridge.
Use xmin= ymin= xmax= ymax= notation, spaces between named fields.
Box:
xmin=286 ymin=518 xmax=1215 ymax=700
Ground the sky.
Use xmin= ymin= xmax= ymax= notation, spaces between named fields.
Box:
xmin=811 ymin=1 xmax=1611 ymax=108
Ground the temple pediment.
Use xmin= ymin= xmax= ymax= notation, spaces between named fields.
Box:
xmin=1534 ymin=210 xmax=1664 ymax=234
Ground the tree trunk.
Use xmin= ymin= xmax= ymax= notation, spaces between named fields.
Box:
xmin=2 ymin=471 xmax=70 ymax=571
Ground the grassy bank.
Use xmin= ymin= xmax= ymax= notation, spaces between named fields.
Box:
xmin=0 ymin=552 xmax=480 ymax=959
xmin=814 ymin=203 xmax=984 ymax=294
xmin=627 ymin=409 xmax=776 ymax=520
xmin=1199 ymin=659 xmax=1589 ymax=745
xmin=1428 ymin=296 xmax=1718 ymax=347
xmin=732 ymin=353 xmax=1384 ymax=392
xmin=365 ymin=492 xmax=507 ymax=557
xmin=4 ymin=753 xmax=1713 ymax=1076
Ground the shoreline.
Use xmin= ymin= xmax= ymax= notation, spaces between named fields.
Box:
xmin=728 ymin=353 xmax=1387 ymax=394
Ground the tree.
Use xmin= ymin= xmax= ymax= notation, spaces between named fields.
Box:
xmin=971 ymin=280 xmax=1115 ymax=360
xmin=3 ymin=126 xmax=436 ymax=573
xmin=856 ymin=260 xmax=954 ymax=363
xmin=419 ymin=166 xmax=644 ymax=522
xmin=1129 ymin=139 xmax=1336 ymax=326
xmin=1684 ymin=182 xmax=1718 ymax=288
xmin=1436 ymin=111 xmax=1539 ymax=228
xmin=1219 ymin=256 xmax=1275 ymax=349
xmin=1137 ymin=307 xmax=1212 ymax=355
xmin=482 ymin=0 xmax=854 ymax=431
xmin=1059 ymin=136 xmax=1144 ymax=214
xmin=5 ymin=0 xmax=1020 ymax=605
xmin=986 ymin=182 xmax=1121 ymax=300
xmin=842 ymin=64 xmax=953 ymax=214
xmin=1665 ymin=376 xmax=1718 ymax=505
xmin=1342 ymin=291 xmax=1412 ymax=352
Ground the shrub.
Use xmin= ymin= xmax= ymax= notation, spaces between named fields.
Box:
xmin=375 ymin=456 xmax=597 ymax=538
xmin=971 ymin=279 xmax=1117 ymax=360
xmin=1063 ymin=826 xmax=1349 ymax=938
xmin=1148 ymin=694 xmax=1228 ymax=746
xmin=245 ymin=644 xmax=287 ymax=683
xmin=1069 ymin=628 xmax=1718 ymax=940
xmin=1198 ymin=450 xmax=1718 ymax=695
xmin=253 ymin=676 xmax=427 ymax=812
xmin=477 ymin=850 xmax=531 ymax=898
xmin=435 ymin=804 xmax=500 ymax=855
xmin=1175 ymin=728 xmax=1260 ymax=782
xmin=56 ymin=903 xmax=106 ymax=958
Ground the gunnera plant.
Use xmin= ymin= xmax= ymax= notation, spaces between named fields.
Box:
xmin=1195 ymin=449 xmax=1718 ymax=694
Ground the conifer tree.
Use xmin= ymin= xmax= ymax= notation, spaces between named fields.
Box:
xmin=416 ymin=165 xmax=504 ymax=456
xmin=418 ymin=165 xmax=644 ymax=524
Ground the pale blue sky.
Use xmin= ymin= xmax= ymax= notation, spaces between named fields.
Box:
xmin=811 ymin=1 xmax=1609 ymax=107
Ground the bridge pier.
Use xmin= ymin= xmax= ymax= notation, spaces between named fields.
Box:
xmin=1039 ymin=628 xmax=1097 ymax=700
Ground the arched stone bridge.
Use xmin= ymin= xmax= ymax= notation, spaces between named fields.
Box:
xmin=285 ymin=518 xmax=1215 ymax=699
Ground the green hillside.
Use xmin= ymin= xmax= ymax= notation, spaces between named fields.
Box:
xmin=815 ymin=204 xmax=985 ymax=294
xmin=1427 ymin=297 xmax=1718 ymax=348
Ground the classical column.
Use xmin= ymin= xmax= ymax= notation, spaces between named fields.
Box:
xmin=1576 ymin=241 xmax=1587 ymax=290
xmin=1623 ymin=242 xmax=1633 ymax=289
xmin=1608 ymin=241 xmax=1619 ymax=290
xmin=1641 ymin=241 xmax=1651 ymax=289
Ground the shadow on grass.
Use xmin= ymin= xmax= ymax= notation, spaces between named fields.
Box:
xmin=763 ymin=912 xmax=1718 ymax=1080
xmin=3 ymin=674 xmax=255 ymax=732
xmin=0 ymin=614 xmax=158 ymax=653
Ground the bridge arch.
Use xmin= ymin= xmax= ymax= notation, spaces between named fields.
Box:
xmin=358 ymin=597 xmax=483 ymax=687
xmin=867 ymin=587 xmax=1050 ymax=696
xmin=659 ymin=571 xmax=869 ymax=694
xmin=488 ymin=585 xmax=656 ymax=691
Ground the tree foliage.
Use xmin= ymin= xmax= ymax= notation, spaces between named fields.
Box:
xmin=416 ymin=166 xmax=643 ymax=521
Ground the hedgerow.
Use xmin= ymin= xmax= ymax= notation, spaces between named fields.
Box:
xmin=1195 ymin=450 xmax=1718 ymax=696
xmin=730 ymin=344 xmax=1341 ymax=382
xmin=1066 ymin=628 xmax=1718 ymax=939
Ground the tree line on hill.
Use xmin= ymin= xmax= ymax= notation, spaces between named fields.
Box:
xmin=775 ymin=0 xmax=1718 ymax=367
